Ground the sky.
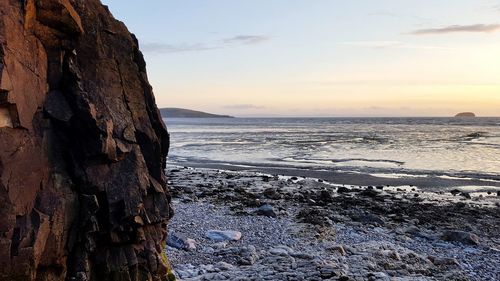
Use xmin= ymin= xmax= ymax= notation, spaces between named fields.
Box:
xmin=102 ymin=0 xmax=500 ymax=117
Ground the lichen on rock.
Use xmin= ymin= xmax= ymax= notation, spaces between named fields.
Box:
xmin=0 ymin=1 xmax=172 ymax=280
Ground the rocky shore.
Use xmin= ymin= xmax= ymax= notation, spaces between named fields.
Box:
xmin=166 ymin=166 xmax=500 ymax=281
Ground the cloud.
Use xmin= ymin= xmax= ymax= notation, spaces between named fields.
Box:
xmin=365 ymin=106 xmax=411 ymax=111
xmin=142 ymin=34 xmax=270 ymax=54
xmin=410 ymin=24 xmax=500 ymax=35
xmin=340 ymin=41 xmax=402 ymax=49
xmin=141 ymin=43 xmax=218 ymax=54
xmin=222 ymin=104 xmax=266 ymax=110
xmin=367 ymin=11 xmax=432 ymax=22
xmin=223 ymin=35 xmax=271 ymax=45
xmin=339 ymin=41 xmax=450 ymax=50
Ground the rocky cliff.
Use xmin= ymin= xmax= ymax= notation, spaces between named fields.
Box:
xmin=0 ymin=1 xmax=173 ymax=280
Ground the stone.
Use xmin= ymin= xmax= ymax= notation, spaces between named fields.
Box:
xmin=167 ymin=233 xmax=196 ymax=251
xmin=350 ymin=211 xmax=385 ymax=226
xmin=337 ymin=186 xmax=350 ymax=193
xmin=368 ymin=272 xmax=390 ymax=280
xmin=215 ymin=246 xmax=259 ymax=265
xmin=215 ymin=262 xmax=234 ymax=271
xmin=460 ymin=192 xmax=472 ymax=199
xmin=238 ymin=246 xmax=259 ymax=265
xmin=263 ymin=188 xmax=282 ymax=200
xmin=428 ymin=256 xmax=460 ymax=266
xmin=0 ymin=1 xmax=172 ymax=280
xmin=290 ymin=252 xmax=315 ymax=260
xmin=442 ymin=230 xmax=480 ymax=245
xmin=317 ymin=260 xmax=344 ymax=279
xmin=255 ymin=204 xmax=277 ymax=217
xmin=206 ymin=230 xmax=243 ymax=242
xmin=269 ymin=245 xmax=293 ymax=256
xmin=297 ymin=206 xmax=333 ymax=226
xmin=326 ymin=244 xmax=346 ymax=256
xmin=359 ymin=189 xmax=379 ymax=197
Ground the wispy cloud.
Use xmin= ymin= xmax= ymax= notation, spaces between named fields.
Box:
xmin=410 ymin=24 xmax=500 ymax=35
xmin=222 ymin=104 xmax=266 ymax=110
xmin=365 ymin=106 xmax=411 ymax=111
xmin=141 ymin=43 xmax=218 ymax=54
xmin=223 ymin=35 xmax=271 ymax=45
xmin=339 ymin=41 xmax=450 ymax=50
xmin=142 ymin=34 xmax=270 ymax=54
xmin=367 ymin=11 xmax=432 ymax=23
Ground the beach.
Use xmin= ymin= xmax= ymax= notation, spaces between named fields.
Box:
xmin=166 ymin=166 xmax=500 ymax=281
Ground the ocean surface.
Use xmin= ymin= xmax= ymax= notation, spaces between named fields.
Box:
xmin=165 ymin=117 xmax=500 ymax=187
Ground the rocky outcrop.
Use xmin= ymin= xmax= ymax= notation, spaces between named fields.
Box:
xmin=455 ymin=112 xmax=476 ymax=118
xmin=0 ymin=1 xmax=172 ymax=280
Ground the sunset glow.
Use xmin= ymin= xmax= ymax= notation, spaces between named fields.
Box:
xmin=103 ymin=0 xmax=500 ymax=117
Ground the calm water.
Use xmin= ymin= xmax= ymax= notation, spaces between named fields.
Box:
xmin=165 ymin=117 xmax=500 ymax=182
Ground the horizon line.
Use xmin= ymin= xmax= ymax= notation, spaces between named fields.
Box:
xmin=165 ymin=115 xmax=499 ymax=118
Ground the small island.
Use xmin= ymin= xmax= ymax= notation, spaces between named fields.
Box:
xmin=160 ymin=108 xmax=234 ymax=118
xmin=455 ymin=112 xmax=476 ymax=118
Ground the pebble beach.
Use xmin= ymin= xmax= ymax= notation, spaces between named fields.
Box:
xmin=166 ymin=166 xmax=500 ymax=281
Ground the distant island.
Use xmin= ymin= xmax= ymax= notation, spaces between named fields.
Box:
xmin=454 ymin=112 xmax=476 ymax=118
xmin=160 ymin=108 xmax=234 ymax=118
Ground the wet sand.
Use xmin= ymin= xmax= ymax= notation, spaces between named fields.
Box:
xmin=171 ymin=161 xmax=500 ymax=191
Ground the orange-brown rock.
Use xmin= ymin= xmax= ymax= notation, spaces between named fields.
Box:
xmin=0 ymin=1 xmax=172 ymax=280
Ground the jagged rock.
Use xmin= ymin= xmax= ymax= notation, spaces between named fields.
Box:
xmin=0 ymin=1 xmax=172 ymax=280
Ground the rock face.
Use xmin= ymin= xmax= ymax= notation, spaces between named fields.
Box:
xmin=0 ymin=1 xmax=172 ymax=281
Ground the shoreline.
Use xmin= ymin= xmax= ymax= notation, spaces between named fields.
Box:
xmin=168 ymin=160 xmax=500 ymax=192
xmin=166 ymin=166 xmax=500 ymax=280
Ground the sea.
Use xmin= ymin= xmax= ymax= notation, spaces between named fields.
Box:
xmin=164 ymin=117 xmax=500 ymax=189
